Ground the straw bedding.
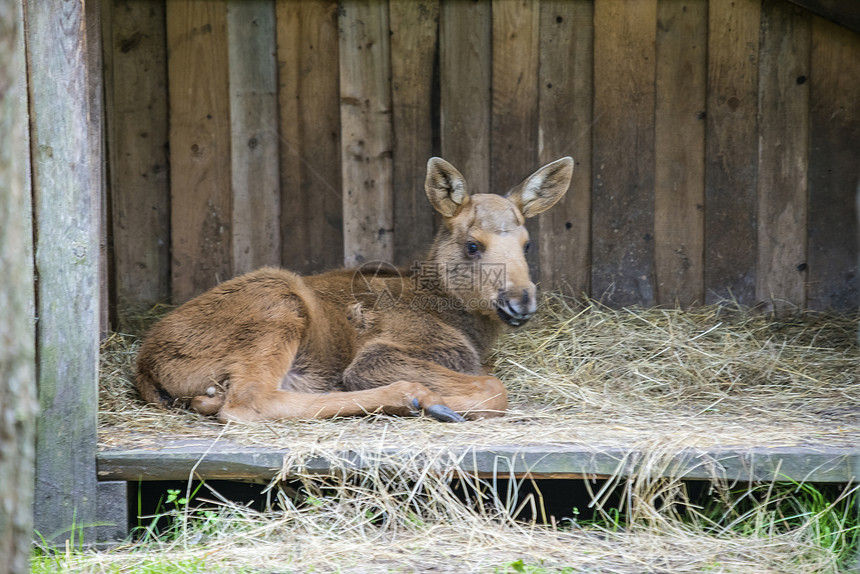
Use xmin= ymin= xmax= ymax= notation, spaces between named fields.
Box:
xmin=99 ymin=295 xmax=860 ymax=453
xmin=94 ymin=295 xmax=860 ymax=573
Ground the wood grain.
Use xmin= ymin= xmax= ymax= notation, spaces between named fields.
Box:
xmin=102 ymin=0 xmax=170 ymax=315
xmin=25 ymin=0 xmax=101 ymax=543
xmin=389 ymin=0 xmax=439 ymax=266
xmin=228 ymin=0 xmax=281 ymax=275
xmin=756 ymin=0 xmax=811 ymax=310
xmin=276 ymin=1 xmax=343 ymax=274
xmin=592 ymin=0 xmax=657 ymax=306
xmin=654 ymin=0 xmax=707 ymax=307
xmin=704 ymin=0 xmax=761 ymax=305
xmin=439 ymin=0 xmax=491 ymax=194
xmin=0 ymin=0 xmax=36 ymax=563
xmin=339 ymin=0 xmax=394 ymax=266
xmin=167 ymin=1 xmax=232 ymax=303
xmin=807 ymin=16 xmax=860 ymax=310
xmin=537 ymin=0 xmax=593 ymax=297
xmin=97 ymin=441 xmax=860 ymax=484
xmin=491 ymin=0 xmax=539 ymax=194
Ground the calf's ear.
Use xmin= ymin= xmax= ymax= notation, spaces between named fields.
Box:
xmin=425 ymin=157 xmax=470 ymax=218
xmin=506 ymin=157 xmax=573 ymax=218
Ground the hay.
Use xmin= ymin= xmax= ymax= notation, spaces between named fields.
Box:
xmin=89 ymin=299 xmax=860 ymax=572
xmin=99 ymin=295 xmax=860 ymax=453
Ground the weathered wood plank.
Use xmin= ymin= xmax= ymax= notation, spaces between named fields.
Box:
xmin=97 ymin=442 xmax=860 ymax=484
xmin=25 ymin=0 xmax=101 ymax=543
xmin=654 ymin=0 xmax=707 ymax=307
xmin=439 ymin=0 xmax=491 ymax=193
xmin=167 ymin=1 xmax=232 ymax=303
xmin=704 ymin=0 xmax=761 ymax=305
xmin=492 ymin=0 xmax=540 ymax=277
xmin=537 ymin=0 xmax=593 ymax=297
xmin=592 ymin=0 xmax=657 ymax=306
xmin=88 ymin=1 xmax=109 ymax=335
xmin=785 ymin=0 xmax=860 ymax=35
xmin=276 ymin=0 xmax=343 ymax=274
xmin=491 ymin=0 xmax=540 ymax=191
xmin=102 ymin=0 xmax=170 ymax=316
xmin=756 ymin=0 xmax=811 ymax=310
xmin=0 ymin=0 xmax=36 ymax=565
xmin=807 ymin=16 xmax=860 ymax=311
xmin=228 ymin=0 xmax=281 ymax=275
xmin=389 ymin=0 xmax=439 ymax=266
xmin=338 ymin=0 xmax=394 ymax=267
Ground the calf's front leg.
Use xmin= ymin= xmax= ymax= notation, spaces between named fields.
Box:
xmin=216 ymin=379 xmax=463 ymax=423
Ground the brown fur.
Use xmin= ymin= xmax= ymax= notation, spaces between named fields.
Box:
xmin=135 ymin=157 xmax=573 ymax=422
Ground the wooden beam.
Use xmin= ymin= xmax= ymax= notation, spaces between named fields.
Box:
xmin=704 ymin=0 xmax=761 ymax=305
xmin=101 ymin=0 xmax=171 ymax=316
xmin=537 ymin=0 xmax=593 ymax=298
xmin=24 ymin=0 xmax=102 ymax=545
xmin=389 ymin=0 xmax=438 ymax=266
xmin=592 ymin=0 xmax=658 ymax=306
xmin=228 ymin=0 xmax=281 ymax=276
xmin=167 ymin=1 xmax=232 ymax=303
xmin=654 ymin=0 xmax=707 ymax=307
xmin=807 ymin=16 xmax=860 ymax=310
xmin=276 ymin=0 xmax=343 ymax=274
xmin=756 ymin=0 xmax=811 ymax=310
xmin=97 ymin=441 xmax=860 ymax=484
xmin=0 ymin=0 xmax=36 ymax=566
xmin=339 ymin=0 xmax=394 ymax=267
xmin=785 ymin=0 xmax=860 ymax=35
xmin=439 ymin=0 xmax=491 ymax=194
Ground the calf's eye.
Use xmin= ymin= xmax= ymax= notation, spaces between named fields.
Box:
xmin=524 ymin=241 xmax=531 ymax=254
xmin=465 ymin=241 xmax=480 ymax=257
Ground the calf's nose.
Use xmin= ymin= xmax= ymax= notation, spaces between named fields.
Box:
xmin=507 ymin=287 xmax=537 ymax=318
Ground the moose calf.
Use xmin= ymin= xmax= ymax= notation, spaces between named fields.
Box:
xmin=136 ymin=157 xmax=573 ymax=422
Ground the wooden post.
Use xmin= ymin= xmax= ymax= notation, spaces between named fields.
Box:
xmin=339 ymin=0 xmax=394 ymax=267
xmin=389 ymin=0 xmax=438 ymax=266
xmin=439 ymin=0 xmax=491 ymax=194
xmin=0 ymin=0 xmax=36 ymax=568
xmin=24 ymin=0 xmax=102 ymax=544
xmin=537 ymin=0 xmax=593 ymax=297
xmin=101 ymin=0 xmax=171 ymax=316
xmin=807 ymin=16 xmax=860 ymax=310
xmin=276 ymin=0 xmax=344 ymax=274
xmin=167 ymin=0 xmax=232 ymax=303
xmin=756 ymin=0 xmax=811 ymax=310
xmin=228 ymin=0 xmax=281 ymax=275
xmin=704 ymin=0 xmax=761 ymax=305
xmin=654 ymin=0 xmax=707 ymax=307
xmin=592 ymin=0 xmax=657 ymax=306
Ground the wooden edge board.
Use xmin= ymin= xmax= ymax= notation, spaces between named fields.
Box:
xmin=785 ymin=0 xmax=860 ymax=35
xmin=97 ymin=443 xmax=859 ymax=484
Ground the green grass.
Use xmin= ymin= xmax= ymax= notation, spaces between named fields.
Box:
xmin=31 ymin=554 xmax=213 ymax=574
xmin=702 ymin=480 xmax=860 ymax=567
xmin=30 ymin=478 xmax=860 ymax=573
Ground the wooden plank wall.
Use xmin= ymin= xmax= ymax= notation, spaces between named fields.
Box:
xmin=103 ymin=0 xmax=860 ymax=315
xmin=26 ymin=0 xmax=103 ymax=543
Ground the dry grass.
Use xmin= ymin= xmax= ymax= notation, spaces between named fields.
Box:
xmin=99 ymin=294 xmax=860 ymax=452
xmin=90 ymin=295 xmax=860 ymax=573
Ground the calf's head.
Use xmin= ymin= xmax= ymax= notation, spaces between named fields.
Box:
xmin=424 ymin=157 xmax=573 ymax=327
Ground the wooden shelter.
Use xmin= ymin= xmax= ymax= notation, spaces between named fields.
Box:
xmin=13 ymin=0 xmax=860 ymax=544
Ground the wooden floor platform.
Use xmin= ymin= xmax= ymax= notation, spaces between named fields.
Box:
xmin=97 ymin=440 xmax=860 ymax=484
